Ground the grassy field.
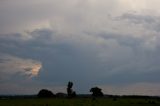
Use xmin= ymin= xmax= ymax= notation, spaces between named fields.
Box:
xmin=0 ymin=97 xmax=160 ymax=106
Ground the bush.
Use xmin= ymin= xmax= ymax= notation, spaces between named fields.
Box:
xmin=37 ymin=89 xmax=55 ymax=98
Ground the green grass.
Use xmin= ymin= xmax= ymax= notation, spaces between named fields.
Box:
xmin=0 ymin=98 xmax=160 ymax=106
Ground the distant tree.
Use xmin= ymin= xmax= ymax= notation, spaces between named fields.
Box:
xmin=67 ymin=81 xmax=73 ymax=97
xmin=67 ymin=81 xmax=76 ymax=97
xmin=37 ymin=89 xmax=55 ymax=98
xmin=90 ymin=87 xmax=104 ymax=97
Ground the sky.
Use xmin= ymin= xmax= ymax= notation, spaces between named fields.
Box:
xmin=0 ymin=0 xmax=160 ymax=95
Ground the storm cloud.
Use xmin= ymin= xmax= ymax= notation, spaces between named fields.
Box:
xmin=0 ymin=0 xmax=160 ymax=95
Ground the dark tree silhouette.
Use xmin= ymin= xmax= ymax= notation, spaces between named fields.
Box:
xmin=67 ymin=81 xmax=76 ymax=97
xmin=67 ymin=82 xmax=73 ymax=96
xmin=37 ymin=89 xmax=55 ymax=98
xmin=90 ymin=87 xmax=104 ymax=97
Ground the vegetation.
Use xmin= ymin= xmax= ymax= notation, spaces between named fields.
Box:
xmin=1 ymin=82 xmax=160 ymax=106
xmin=90 ymin=87 xmax=104 ymax=97
xmin=0 ymin=97 xmax=160 ymax=106
xmin=37 ymin=89 xmax=55 ymax=98
xmin=67 ymin=81 xmax=76 ymax=98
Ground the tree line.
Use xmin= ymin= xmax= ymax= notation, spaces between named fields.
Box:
xmin=37 ymin=81 xmax=103 ymax=98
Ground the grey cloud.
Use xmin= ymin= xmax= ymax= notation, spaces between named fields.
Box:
xmin=0 ymin=26 xmax=160 ymax=94
xmin=0 ymin=0 xmax=134 ymax=34
xmin=119 ymin=13 xmax=156 ymax=24
xmin=118 ymin=12 xmax=160 ymax=32
xmin=1 ymin=0 xmax=160 ymax=94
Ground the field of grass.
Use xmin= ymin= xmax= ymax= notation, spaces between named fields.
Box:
xmin=0 ymin=97 xmax=160 ymax=106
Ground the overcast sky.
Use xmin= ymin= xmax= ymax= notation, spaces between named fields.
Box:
xmin=1 ymin=0 xmax=160 ymax=95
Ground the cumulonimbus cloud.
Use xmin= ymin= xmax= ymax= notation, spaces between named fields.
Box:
xmin=1 ymin=0 xmax=160 ymax=95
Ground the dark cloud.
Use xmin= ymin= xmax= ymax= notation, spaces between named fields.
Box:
xmin=1 ymin=0 xmax=160 ymax=95
xmin=0 ymin=25 xmax=160 ymax=94
xmin=118 ymin=12 xmax=160 ymax=32
xmin=119 ymin=13 xmax=156 ymax=24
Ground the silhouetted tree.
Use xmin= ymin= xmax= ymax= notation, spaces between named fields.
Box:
xmin=67 ymin=81 xmax=76 ymax=97
xmin=90 ymin=87 xmax=103 ymax=97
xmin=37 ymin=89 xmax=55 ymax=98
xmin=67 ymin=81 xmax=73 ymax=96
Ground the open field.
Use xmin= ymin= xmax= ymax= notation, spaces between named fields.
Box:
xmin=0 ymin=97 xmax=160 ymax=106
